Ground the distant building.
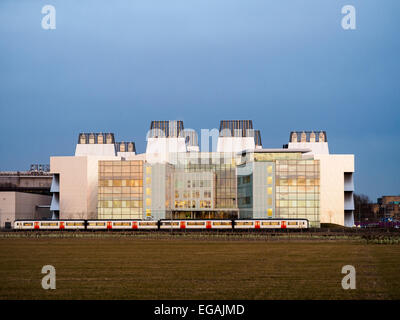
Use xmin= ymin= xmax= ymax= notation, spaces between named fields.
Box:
xmin=0 ymin=169 xmax=52 ymax=228
xmin=0 ymin=192 xmax=51 ymax=228
xmin=378 ymin=196 xmax=400 ymax=220
xmin=49 ymin=120 xmax=355 ymax=227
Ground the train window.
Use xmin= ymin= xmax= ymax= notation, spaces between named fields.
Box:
xmin=66 ymin=222 xmax=84 ymax=226
xmin=23 ymin=223 xmax=33 ymax=226
xmin=288 ymin=222 xmax=298 ymax=225
xmin=187 ymin=221 xmax=205 ymax=226
xmin=113 ymin=222 xmax=130 ymax=226
xmin=162 ymin=222 xmax=179 ymax=226
xmin=262 ymin=221 xmax=280 ymax=226
xmin=213 ymin=221 xmax=231 ymax=226
xmin=41 ymin=222 xmax=58 ymax=226
xmin=236 ymin=221 xmax=253 ymax=226
xmin=89 ymin=222 xmax=106 ymax=226
xmin=139 ymin=222 xmax=157 ymax=226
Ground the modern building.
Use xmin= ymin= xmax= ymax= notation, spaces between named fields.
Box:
xmin=0 ymin=192 xmax=51 ymax=228
xmin=49 ymin=121 xmax=355 ymax=227
xmin=0 ymin=167 xmax=52 ymax=228
xmin=377 ymin=196 xmax=400 ymax=220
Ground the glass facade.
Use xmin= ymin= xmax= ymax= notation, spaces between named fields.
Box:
xmin=275 ymin=159 xmax=320 ymax=227
xmin=98 ymin=160 xmax=143 ymax=219
xmin=96 ymin=152 xmax=320 ymax=225
xmin=254 ymin=152 xmax=302 ymax=161
xmin=167 ymin=152 xmax=238 ymax=219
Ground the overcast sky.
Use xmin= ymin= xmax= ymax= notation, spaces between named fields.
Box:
xmin=0 ymin=0 xmax=399 ymax=200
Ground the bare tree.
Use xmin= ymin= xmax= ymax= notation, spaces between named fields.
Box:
xmin=354 ymin=193 xmax=372 ymax=223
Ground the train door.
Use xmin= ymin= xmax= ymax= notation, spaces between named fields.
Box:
xmin=59 ymin=221 xmax=65 ymax=230
xmin=255 ymin=221 xmax=260 ymax=229
xmin=107 ymin=221 xmax=112 ymax=229
xmin=34 ymin=221 xmax=40 ymax=230
xmin=281 ymin=221 xmax=287 ymax=229
xmin=180 ymin=221 xmax=186 ymax=229
xmin=132 ymin=221 xmax=138 ymax=229
xmin=206 ymin=221 xmax=212 ymax=229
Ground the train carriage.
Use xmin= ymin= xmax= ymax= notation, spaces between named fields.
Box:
xmin=13 ymin=220 xmax=85 ymax=230
xmin=159 ymin=219 xmax=233 ymax=230
xmin=86 ymin=220 xmax=159 ymax=230
xmin=13 ymin=218 xmax=308 ymax=231
xmin=235 ymin=219 xmax=308 ymax=229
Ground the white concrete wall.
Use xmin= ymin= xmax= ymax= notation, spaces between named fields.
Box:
xmin=217 ymin=137 xmax=255 ymax=153
xmin=51 ymin=155 xmax=120 ymax=219
xmin=314 ymin=154 xmax=355 ymax=226
xmin=146 ymin=138 xmax=187 ymax=163
xmin=75 ymin=144 xmax=116 ymax=156
xmin=288 ymin=142 xmax=329 ymax=155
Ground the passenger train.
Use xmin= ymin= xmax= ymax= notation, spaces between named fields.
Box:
xmin=13 ymin=219 xmax=308 ymax=230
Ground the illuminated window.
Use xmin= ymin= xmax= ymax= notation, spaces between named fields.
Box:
xmin=267 ymin=176 xmax=273 ymax=185
xmin=146 ymin=198 xmax=151 ymax=206
xmin=267 ymin=197 xmax=272 ymax=205
xmin=267 ymin=166 xmax=273 ymax=174
xmin=146 ymin=167 xmax=152 ymax=174
xmin=146 ymin=188 xmax=151 ymax=196
xmin=113 ymin=180 xmax=122 ymax=187
xmin=146 ymin=177 xmax=151 ymax=185
xmin=267 ymin=187 xmax=273 ymax=195
xmin=200 ymin=200 xmax=211 ymax=208
xmin=267 ymin=208 xmax=273 ymax=216
xmin=146 ymin=209 xmax=151 ymax=216
xmin=192 ymin=191 xmax=200 ymax=198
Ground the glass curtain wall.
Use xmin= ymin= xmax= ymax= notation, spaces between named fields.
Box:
xmin=98 ymin=160 xmax=143 ymax=219
xmin=275 ymin=159 xmax=320 ymax=227
xmin=171 ymin=152 xmax=238 ymax=219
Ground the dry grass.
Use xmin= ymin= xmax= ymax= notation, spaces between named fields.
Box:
xmin=0 ymin=237 xmax=399 ymax=300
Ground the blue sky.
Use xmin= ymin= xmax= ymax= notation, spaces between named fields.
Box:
xmin=0 ymin=0 xmax=399 ymax=200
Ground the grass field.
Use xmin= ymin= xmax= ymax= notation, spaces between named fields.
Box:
xmin=0 ymin=234 xmax=399 ymax=299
